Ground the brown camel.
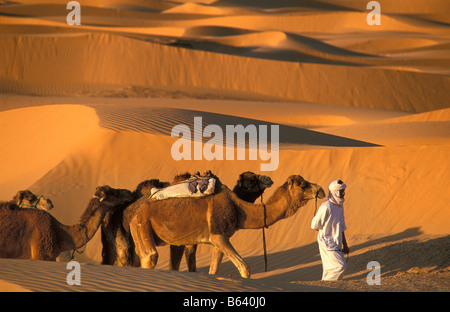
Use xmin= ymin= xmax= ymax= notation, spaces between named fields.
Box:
xmin=100 ymin=179 xmax=169 ymax=266
xmin=169 ymin=171 xmax=274 ymax=272
xmin=0 ymin=186 xmax=133 ymax=261
xmin=130 ymin=174 xmax=325 ymax=278
xmin=1 ymin=190 xmax=54 ymax=211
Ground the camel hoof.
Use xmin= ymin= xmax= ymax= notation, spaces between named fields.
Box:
xmin=240 ymin=263 xmax=251 ymax=278
xmin=141 ymin=252 xmax=159 ymax=269
xmin=241 ymin=272 xmax=251 ymax=278
xmin=241 ymin=273 xmax=250 ymax=278
xmin=150 ymin=253 xmax=159 ymax=268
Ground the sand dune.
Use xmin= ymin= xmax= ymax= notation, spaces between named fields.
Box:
xmin=1 ymin=30 xmax=448 ymax=112
xmin=323 ymin=0 xmax=450 ymax=14
xmin=317 ymin=120 xmax=450 ymax=146
xmin=384 ymin=108 xmax=450 ymax=123
xmin=0 ymin=0 xmax=449 ymax=293
xmin=0 ymin=105 xmax=99 ymax=200
xmin=1 ymin=0 xmax=450 ymax=111
xmin=0 ymin=257 xmax=326 ymax=292
xmin=163 ymin=2 xmax=234 ymax=16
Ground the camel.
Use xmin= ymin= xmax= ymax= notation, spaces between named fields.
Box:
xmin=1 ymin=190 xmax=54 ymax=211
xmin=232 ymin=171 xmax=274 ymax=203
xmin=169 ymin=171 xmax=274 ymax=272
xmin=129 ymin=174 xmax=325 ymax=278
xmin=0 ymin=185 xmax=133 ymax=261
xmin=101 ymin=174 xmax=203 ymax=266
xmin=100 ymin=179 xmax=169 ymax=266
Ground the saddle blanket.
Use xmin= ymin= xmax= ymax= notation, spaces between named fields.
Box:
xmin=150 ymin=178 xmax=216 ymax=200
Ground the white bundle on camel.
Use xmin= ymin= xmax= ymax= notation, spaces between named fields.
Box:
xmin=150 ymin=173 xmax=216 ymax=200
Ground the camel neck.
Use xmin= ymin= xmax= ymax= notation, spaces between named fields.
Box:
xmin=62 ymin=200 xmax=109 ymax=250
xmin=237 ymin=188 xmax=291 ymax=229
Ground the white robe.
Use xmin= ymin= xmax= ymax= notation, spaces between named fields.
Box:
xmin=318 ymin=244 xmax=347 ymax=280
xmin=311 ymin=195 xmax=347 ymax=280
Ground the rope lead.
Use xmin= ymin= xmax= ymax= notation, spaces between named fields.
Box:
xmin=261 ymin=194 xmax=268 ymax=272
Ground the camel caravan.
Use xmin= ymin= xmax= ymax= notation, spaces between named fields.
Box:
xmin=0 ymin=171 xmax=325 ymax=278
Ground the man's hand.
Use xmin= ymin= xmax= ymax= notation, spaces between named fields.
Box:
xmin=342 ymin=244 xmax=350 ymax=254
xmin=342 ymin=231 xmax=350 ymax=254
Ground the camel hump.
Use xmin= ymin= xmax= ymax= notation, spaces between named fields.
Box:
xmin=150 ymin=176 xmax=217 ymax=201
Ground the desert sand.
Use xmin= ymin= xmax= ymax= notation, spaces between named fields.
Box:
xmin=0 ymin=0 xmax=449 ymax=293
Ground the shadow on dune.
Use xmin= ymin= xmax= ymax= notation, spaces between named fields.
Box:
xmin=90 ymin=105 xmax=379 ymax=149
xmin=125 ymin=34 xmax=366 ymax=67
xmin=203 ymin=227 xmax=449 ymax=282
xmin=197 ymin=241 xmax=320 ymax=277
xmin=349 ymin=227 xmax=424 ymax=253
xmin=343 ymin=233 xmax=450 ymax=281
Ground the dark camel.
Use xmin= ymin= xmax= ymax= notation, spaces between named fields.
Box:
xmin=0 ymin=186 xmax=133 ymax=261
xmin=1 ymin=190 xmax=54 ymax=211
xmin=100 ymin=179 xmax=169 ymax=266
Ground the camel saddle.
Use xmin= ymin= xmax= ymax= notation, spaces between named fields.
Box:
xmin=150 ymin=175 xmax=216 ymax=200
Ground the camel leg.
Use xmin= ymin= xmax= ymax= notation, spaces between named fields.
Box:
xmin=128 ymin=234 xmax=141 ymax=267
xmin=130 ymin=217 xmax=158 ymax=269
xmin=209 ymin=246 xmax=224 ymax=275
xmin=131 ymin=247 xmax=141 ymax=267
xmin=210 ymin=234 xmax=250 ymax=278
xmin=30 ymin=244 xmax=41 ymax=260
xmin=169 ymin=245 xmax=184 ymax=271
xmin=115 ymin=231 xmax=131 ymax=267
xmin=30 ymin=231 xmax=43 ymax=260
xmin=184 ymin=244 xmax=198 ymax=272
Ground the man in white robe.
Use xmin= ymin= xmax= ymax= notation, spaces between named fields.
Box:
xmin=311 ymin=179 xmax=350 ymax=281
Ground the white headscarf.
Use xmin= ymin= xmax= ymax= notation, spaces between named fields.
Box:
xmin=328 ymin=179 xmax=347 ymax=206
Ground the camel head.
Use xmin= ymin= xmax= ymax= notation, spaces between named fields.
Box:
xmin=12 ymin=190 xmax=54 ymax=211
xmin=237 ymin=171 xmax=274 ymax=192
xmin=171 ymin=171 xmax=216 ymax=185
xmin=286 ymin=175 xmax=325 ymax=202
xmin=274 ymin=175 xmax=325 ymax=219
xmin=134 ymin=179 xmax=170 ymax=198
xmin=172 ymin=172 xmax=192 ymax=184
xmin=93 ymin=185 xmax=134 ymax=207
